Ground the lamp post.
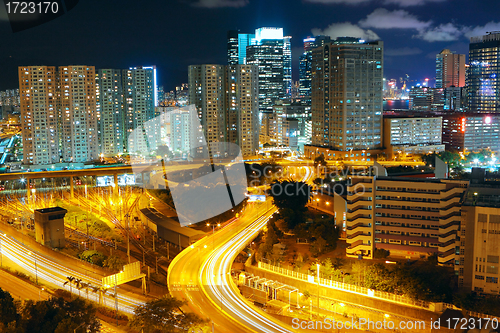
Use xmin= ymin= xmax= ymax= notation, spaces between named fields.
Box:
xmin=317 ymin=263 xmax=320 ymax=317
xmin=0 ymin=233 xmax=4 ymax=268
xmin=39 ymin=287 xmax=44 ymax=301
xmin=28 ymin=251 xmax=38 ymax=284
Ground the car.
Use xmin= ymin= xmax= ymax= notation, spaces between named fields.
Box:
xmin=0 ymin=185 xmax=5 ymax=191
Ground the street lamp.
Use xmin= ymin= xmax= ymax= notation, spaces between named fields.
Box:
xmin=39 ymin=287 xmax=44 ymax=301
xmin=28 ymin=251 xmax=38 ymax=284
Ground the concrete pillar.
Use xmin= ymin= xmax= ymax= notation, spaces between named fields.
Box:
xmin=113 ymin=173 xmax=118 ymax=196
xmin=70 ymin=176 xmax=74 ymax=198
xmin=26 ymin=177 xmax=30 ymax=199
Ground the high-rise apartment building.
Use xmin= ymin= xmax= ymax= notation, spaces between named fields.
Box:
xmin=188 ymin=64 xmax=259 ymax=157
xmin=436 ymin=49 xmax=465 ymax=89
xmin=227 ymin=65 xmax=259 ymax=157
xmin=469 ymin=32 xmax=500 ymax=113
xmin=299 ymin=36 xmax=331 ymax=103
xmin=96 ymin=69 xmax=124 ymax=156
xmin=59 ymin=66 xmax=98 ymax=163
xmin=346 ymin=176 xmax=468 ymax=265
xmin=189 ymin=65 xmax=227 ymax=145
xmin=124 ymin=66 xmax=158 ymax=154
xmin=311 ymin=38 xmax=383 ymax=151
xmin=19 ymin=66 xmax=59 ymax=165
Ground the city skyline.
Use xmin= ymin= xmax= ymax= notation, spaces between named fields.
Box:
xmin=2 ymin=0 xmax=500 ymax=91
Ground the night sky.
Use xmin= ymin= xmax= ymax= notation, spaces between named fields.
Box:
xmin=1 ymin=0 xmax=499 ymax=91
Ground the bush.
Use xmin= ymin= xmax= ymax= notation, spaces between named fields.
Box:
xmin=78 ymin=250 xmax=106 ymax=267
xmin=97 ymin=307 xmax=129 ymax=322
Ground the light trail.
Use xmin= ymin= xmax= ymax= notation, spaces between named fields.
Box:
xmin=0 ymin=233 xmax=143 ymax=313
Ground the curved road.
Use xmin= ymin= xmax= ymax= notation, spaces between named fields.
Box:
xmin=168 ymin=166 xmax=314 ymax=332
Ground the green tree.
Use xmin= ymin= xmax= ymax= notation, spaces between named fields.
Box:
xmin=130 ymin=296 xmax=206 ymax=333
xmin=0 ymin=288 xmax=19 ymax=328
xmin=310 ymin=237 xmax=327 ymax=257
xmin=78 ymin=250 xmax=106 ymax=267
xmin=156 ymin=145 xmax=174 ymax=159
xmin=270 ymin=180 xmax=312 ymax=229
xmin=314 ymin=155 xmax=326 ymax=167
xmin=103 ymin=255 xmax=126 ymax=272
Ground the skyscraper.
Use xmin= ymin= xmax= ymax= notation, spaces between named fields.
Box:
xmin=96 ymin=69 xmax=124 ymax=156
xmin=237 ymin=33 xmax=255 ymax=65
xmin=246 ymin=28 xmax=285 ymax=114
xmin=298 ymin=36 xmax=332 ymax=103
xmin=59 ymin=66 xmax=98 ymax=163
xmin=19 ymin=66 xmax=59 ymax=165
xmin=227 ymin=30 xmax=239 ymax=65
xmin=188 ymin=64 xmax=259 ymax=157
xmin=189 ymin=65 xmax=227 ymax=145
xmin=227 ymin=65 xmax=259 ymax=156
xmin=468 ymin=32 xmax=500 ymax=113
xmin=436 ymin=49 xmax=465 ymax=89
xmin=311 ymin=38 xmax=383 ymax=151
xmin=123 ymin=66 xmax=158 ymax=154
xmin=283 ymin=36 xmax=292 ymax=98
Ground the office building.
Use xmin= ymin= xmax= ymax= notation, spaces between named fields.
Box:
xmin=283 ymin=36 xmax=292 ymax=98
xmin=247 ymin=28 xmax=285 ymax=114
xmin=299 ymin=36 xmax=332 ymax=103
xmin=124 ymin=66 xmax=158 ymax=154
xmin=59 ymin=66 xmax=99 ymax=163
xmin=436 ymin=49 xmax=465 ymax=89
xmin=409 ymin=87 xmax=444 ymax=111
xmin=460 ymin=184 xmax=500 ymax=294
xmin=311 ymin=37 xmax=383 ymax=151
xmin=469 ymin=32 xmax=500 ymax=113
xmin=383 ymin=114 xmax=445 ymax=158
xmin=444 ymin=86 xmax=466 ymax=111
xmin=96 ymin=69 xmax=125 ymax=156
xmin=227 ymin=30 xmax=239 ymax=65
xmin=346 ymin=176 xmax=468 ymax=265
xmin=442 ymin=113 xmax=500 ymax=153
xmin=272 ymin=102 xmax=312 ymax=152
xmin=188 ymin=64 xmax=259 ymax=157
xmin=19 ymin=66 xmax=60 ymax=165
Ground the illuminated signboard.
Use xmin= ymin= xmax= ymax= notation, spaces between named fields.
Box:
xmin=247 ymin=194 xmax=266 ymax=202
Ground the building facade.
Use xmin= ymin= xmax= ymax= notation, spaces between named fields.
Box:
xmin=460 ymin=185 xmax=500 ymax=294
xmin=247 ymin=37 xmax=284 ymax=114
xmin=298 ymin=36 xmax=332 ymax=103
xmin=468 ymin=32 xmax=500 ymax=113
xmin=19 ymin=66 xmax=60 ymax=165
xmin=311 ymin=38 xmax=383 ymax=150
xmin=383 ymin=115 xmax=445 ymax=158
xmin=442 ymin=113 xmax=500 ymax=152
xmin=124 ymin=66 xmax=158 ymax=154
xmin=188 ymin=64 xmax=259 ymax=157
xmin=346 ymin=176 xmax=468 ymax=265
xmin=436 ymin=49 xmax=465 ymax=89
xmin=59 ymin=66 xmax=99 ymax=163
xmin=96 ymin=69 xmax=124 ymax=156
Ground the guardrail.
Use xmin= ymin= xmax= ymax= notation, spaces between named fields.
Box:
xmin=258 ymin=261 xmax=430 ymax=310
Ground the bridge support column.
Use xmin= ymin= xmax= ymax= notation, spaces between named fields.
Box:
xmin=113 ymin=173 xmax=118 ymax=197
xmin=142 ymin=276 xmax=146 ymax=295
xmin=26 ymin=177 xmax=30 ymax=200
xmin=70 ymin=176 xmax=74 ymax=198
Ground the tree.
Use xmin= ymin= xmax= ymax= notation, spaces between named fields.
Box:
xmin=314 ymin=155 xmax=326 ymax=167
xmin=63 ymin=276 xmax=75 ymax=298
xmin=310 ymin=237 xmax=327 ymax=257
xmin=130 ymin=296 xmax=206 ymax=333
xmin=0 ymin=288 xmax=19 ymax=328
xmin=103 ymin=255 xmax=126 ymax=272
xmin=156 ymin=145 xmax=173 ymax=159
xmin=270 ymin=180 xmax=312 ymax=229
xmin=78 ymin=250 xmax=106 ymax=267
